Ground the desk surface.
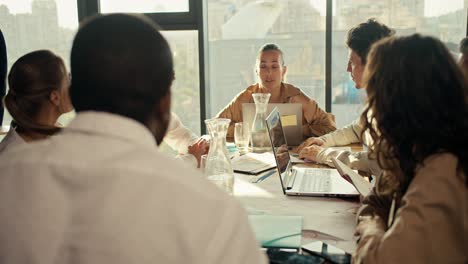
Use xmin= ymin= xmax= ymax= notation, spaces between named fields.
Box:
xmin=233 ymin=147 xmax=362 ymax=253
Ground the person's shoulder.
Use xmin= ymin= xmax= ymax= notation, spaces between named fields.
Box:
xmin=228 ymin=83 xmax=258 ymax=103
xmin=415 ymin=153 xmax=463 ymax=182
xmin=0 ymin=137 xmax=54 ymax=166
xmin=283 ymin=83 xmax=318 ymax=104
xmin=0 ymin=128 xmax=24 ymax=154
xmin=282 ymin=83 xmax=301 ymax=94
xmin=421 ymin=153 xmax=459 ymax=170
xmin=241 ymin=83 xmax=259 ymax=96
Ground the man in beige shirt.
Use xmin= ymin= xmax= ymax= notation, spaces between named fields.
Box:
xmin=0 ymin=14 xmax=266 ymax=264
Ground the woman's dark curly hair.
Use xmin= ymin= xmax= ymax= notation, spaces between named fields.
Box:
xmin=361 ymin=34 xmax=468 ymax=193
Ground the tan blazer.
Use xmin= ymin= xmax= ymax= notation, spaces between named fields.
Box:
xmin=215 ymin=83 xmax=336 ymax=141
xmin=354 ymin=153 xmax=468 ymax=263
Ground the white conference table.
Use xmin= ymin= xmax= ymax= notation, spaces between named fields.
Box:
xmin=233 ymin=157 xmax=361 ymax=253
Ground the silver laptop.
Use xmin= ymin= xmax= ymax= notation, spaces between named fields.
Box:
xmin=242 ymin=103 xmax=303 ymax=146
xmin=266 ymin=108 xmax=359 ymax=197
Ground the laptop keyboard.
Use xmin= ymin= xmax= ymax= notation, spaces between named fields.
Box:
xmin=299 ymin=170 xmax=331 ymax=192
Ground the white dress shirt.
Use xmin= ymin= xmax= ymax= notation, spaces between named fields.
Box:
xmin=0 ymin=111 xmax=266 ymax=264
xmin=0 ymin=126 xmax=25 ymax=154
xmin=165 ymin=112 xmax=199 ymax=167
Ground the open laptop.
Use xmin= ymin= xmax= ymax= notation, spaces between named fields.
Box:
xmin=242 ymin=103 xmax=303 ymax=146
xmin=266 ymin=107 xmax=359 ymax=197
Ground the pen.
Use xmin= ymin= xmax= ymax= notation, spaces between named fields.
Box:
xmin=254 ymin=169 xmax=276 ymax=183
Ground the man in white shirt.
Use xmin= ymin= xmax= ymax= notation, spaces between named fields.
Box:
xmin=0 ymin=14 xmax=266 ymax=264
xmin=296 ymin=19 xmax=394 ymax=177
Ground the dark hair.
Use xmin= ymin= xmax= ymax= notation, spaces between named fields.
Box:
xmin=5 ymin=50 xmax=66 ymax=135
xmin=346 ymin=19 xmax=395 ymax=64
xmin=70 ymin=14 xmax=174 ymax=125
xmin=460 ymin=37 xmax=468 ymax=54
xmin=361 ymin=34 xmax=468 ymax=193
xmin=257 ymin=43 xmax=285 ymax=65
xmin=0 ymin=29 xmax=7 ymax=125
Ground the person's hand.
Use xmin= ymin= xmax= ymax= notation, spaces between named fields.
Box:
xmin=353 ymin=215 xmax=386 ymax=263
xmin=298 ymin=145 xmax=323 ymax=162
xmin=188 ymin=138 xmax=210 ymax=168
xmin=294 ymin=137 xmax=325 ymax=153
xmin=354 ymin=215 xmax=386 ymax=241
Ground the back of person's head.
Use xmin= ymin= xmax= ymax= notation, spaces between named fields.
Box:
xmin=256 ymin=43 xmax=285 ymax=65
xmin=362 ymin=34 xmax=468 ymax=191
xmin=346 ymin=18 xmax=395 ymax=64
xmin=70 ymin=14 xmax=174 ymax=135
xmin=5 ymin=49 xmax=68 ymax=135
xmin=460 ymin=37 xmax=468 ymax=55
xmin=459 ymin=37 xmax=468 ymax=76
xmin=0 ymin=29 xmax=7 ymax=125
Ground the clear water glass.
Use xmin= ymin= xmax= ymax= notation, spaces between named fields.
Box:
xmin=234 ymin=122 xmax=250 ymax=155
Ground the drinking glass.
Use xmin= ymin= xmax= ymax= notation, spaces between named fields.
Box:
xmin=234 ymin=122 xmax=250 ymax=155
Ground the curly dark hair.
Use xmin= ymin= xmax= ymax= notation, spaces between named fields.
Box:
xmin=346 ymin=18 xmax=395 ymax=64
xmin=361 ymin=34 xmax=468 ymax=193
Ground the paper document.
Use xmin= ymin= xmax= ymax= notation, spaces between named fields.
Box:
xmin=332 ymin=157 xmax=372 ymax=196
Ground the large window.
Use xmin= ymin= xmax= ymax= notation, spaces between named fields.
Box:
xmin=205 ymin=0 xmax=327 ymax=119
xmin=97 ymin=1 xmax=201 ymax=135
xmin=162 ymin=30 xmax=201 ymax=134
xmin=0 ymin=0 xmax=78 ymax=125
xmin=99 ymin=0 xmax=189 ymax=13
xmin=332 ymin=0 xmax=467 ymax=127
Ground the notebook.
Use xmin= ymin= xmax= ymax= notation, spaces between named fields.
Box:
xmin=266 ymin=107 xmax=359 ymax=197
xmin=248 ymin=215 xmax=303 ymax=249
xmin=242 ymin=103 xmax=303 ymax=146
xmin=231 ymin=152 xmax=276 ymax=175
xmin=332 ymin=157 xmax=373 ymax=196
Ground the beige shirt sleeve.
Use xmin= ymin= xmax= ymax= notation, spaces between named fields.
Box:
xmin=319 ymin=118 xmax=363 ymax=147
xmin=353 ymin=153 xmax=468 ymax=264
xmin=215 ymin=89 xmax=253 ymax=141
xmin=315 ymin=148 xmax=381 ymax=176
xmin=289 ymin=90 xmax=336 ymax=137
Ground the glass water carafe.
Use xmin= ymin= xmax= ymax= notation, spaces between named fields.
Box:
xmin=204 ymin=118 xmax=235 ymax=195
xmin=251 ymin=93 xmax=271 ymax=153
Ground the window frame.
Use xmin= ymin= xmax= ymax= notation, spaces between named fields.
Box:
xmin=77 ymin=1 xmax=468 ymax=134
xmin=77 ymin=0 xmax=209 ymax=133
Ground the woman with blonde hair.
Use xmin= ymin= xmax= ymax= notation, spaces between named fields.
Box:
xmin=0 ymin=50 xmax=73 ymax=153
xmin=353 ymin=34 xmax=467 ymax=263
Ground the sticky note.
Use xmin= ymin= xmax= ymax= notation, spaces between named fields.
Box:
xmin=280 ymin=115 xmax=297 ymax=127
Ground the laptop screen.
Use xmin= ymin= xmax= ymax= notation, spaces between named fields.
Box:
xmin=266 ymin=107 xmax=293 ymax=193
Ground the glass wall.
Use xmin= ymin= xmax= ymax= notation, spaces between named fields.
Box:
xmin=0 ymin=0 xmax=79 ymax=126
xmin=205 ymin=0 xmax=327 ymax=119
xmin=332 ymin=0 xmax=467 ymax=127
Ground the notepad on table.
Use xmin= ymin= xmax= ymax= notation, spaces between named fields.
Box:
xmin=231 ymin=152 xmax=276 ymax=175
xmin=248 ymin=215 xmax=303 ymax=249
